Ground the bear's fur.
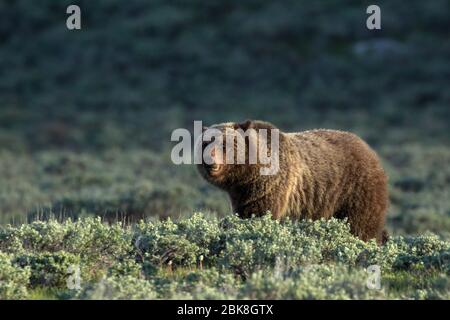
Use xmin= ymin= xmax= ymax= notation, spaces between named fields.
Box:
xmin=197 ymin=120 xmax=389 ymax=244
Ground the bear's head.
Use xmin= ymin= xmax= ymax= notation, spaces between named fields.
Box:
xmin=196 ymin=120 xmax=280 ymax=189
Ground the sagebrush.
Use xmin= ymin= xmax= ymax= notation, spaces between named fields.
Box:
xmin=1 ymin=214 xmax=448 ymax=299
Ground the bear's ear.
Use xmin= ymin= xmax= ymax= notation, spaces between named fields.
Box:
xmin=234 ymin=120 xmax=253 ymax=131
xmin=202 ymin=126 xmax=209 ymax=132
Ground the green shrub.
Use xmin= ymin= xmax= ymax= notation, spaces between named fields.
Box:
xmin=14 ymin=252 xmax=80 ymax=288
xmin=216 ymin=215 xmax=379 ymax=275
xmin=155 ymin=268 xmax=239 ymax=300
xmin=76 ymin=276 xmax=156 ymax=300
xmin=134 ymin=213 xmax=221 ymax=271
xmin=239 ymin=264 xmax=386 ymax=300
xmin=107 ymin=259 xmax=143 ymax=278
xmin=371 ymin=234 xmax=450 ymax=272
xmin=0 ymin=252 xmax=30 ymax=299
xmin=1 ymin=215 xmax=449 ymax=299
xmin=0 ymin=218 xmax=134 ymax=281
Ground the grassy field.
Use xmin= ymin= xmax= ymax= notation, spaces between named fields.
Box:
xmin=0 ymin=1 xmax=449 ymax=299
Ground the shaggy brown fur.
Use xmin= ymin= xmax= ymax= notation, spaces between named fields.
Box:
xmin=197 ymin=120 xmax=389 ymax=244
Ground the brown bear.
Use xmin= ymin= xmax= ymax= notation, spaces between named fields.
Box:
xmin=197 ymin=120 xmax=389 ymax=244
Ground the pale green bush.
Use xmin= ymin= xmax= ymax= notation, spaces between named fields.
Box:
xmin=0 ymin=218 xmax=134 ymax=281
xmin=369 ymin=234 xmax=450 ymax=272
xmin=14 ymin=252 xmax=80 ymax=288
xmin=76 ymin=275 xmax=156 ymax=300
xmin=239 ymin=264 xmax=387 ymax=300
xmin=134 ymin=213 xmax=221 ymax=271
xmin=0 ymin=218 xmax=133 ymax=258
xmin=0 ymin=252 xmax=30 ymax=299
xmin=155 ymin=268 xmax=239 ymax=300
xmin=107 ymin=259 xmax=143 ymax=278
xmin=217 ymin=215 xmax=378 ymax=275
xmin=1 ymin=215 xmax=449 ymax=299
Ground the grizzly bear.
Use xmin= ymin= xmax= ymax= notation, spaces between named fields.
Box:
xmin=197 ymin=120 xmax=389 ymax=244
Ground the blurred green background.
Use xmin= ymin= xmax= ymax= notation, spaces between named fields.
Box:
xmin=0 ymin=0 xmax=449 ymax=237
